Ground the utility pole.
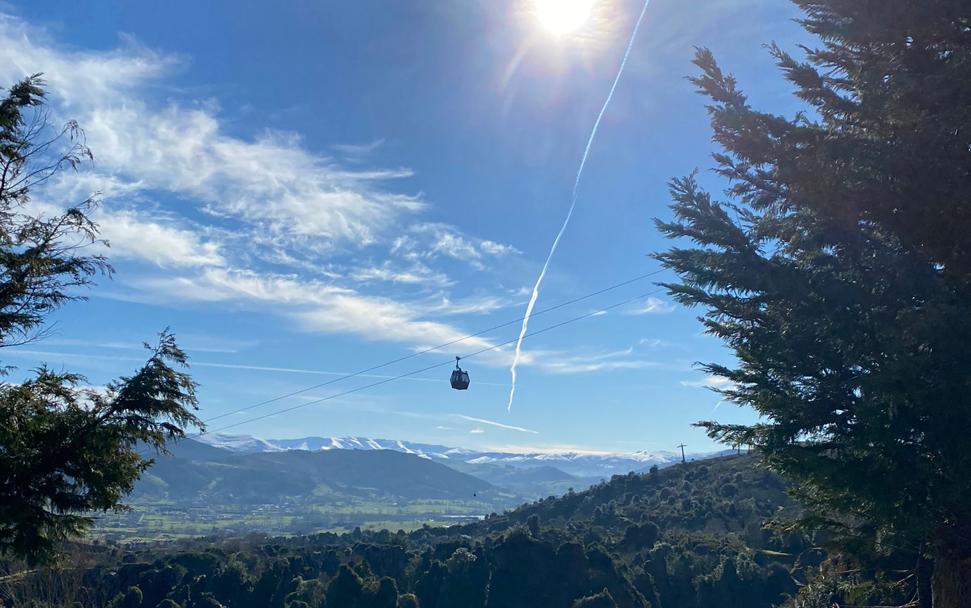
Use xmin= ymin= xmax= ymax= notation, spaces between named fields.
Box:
xmin=677 ymin=443 xmax=686 ymax=464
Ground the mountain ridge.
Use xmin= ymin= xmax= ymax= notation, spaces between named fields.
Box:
xmin=140 ymin=442 xmax=499 ymax=505
xmin=191 ymin=433 xmax=719 ymax=478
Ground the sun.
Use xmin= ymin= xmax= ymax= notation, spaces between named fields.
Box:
xmin=532 ymin=0 xmax=597 ymax=36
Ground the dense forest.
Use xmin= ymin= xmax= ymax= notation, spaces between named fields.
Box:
xmin=0 ymin=455 xmax=916 ymax=607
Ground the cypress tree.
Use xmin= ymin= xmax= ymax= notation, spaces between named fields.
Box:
xmin=656 ymin=1 xmax=971 ymax=604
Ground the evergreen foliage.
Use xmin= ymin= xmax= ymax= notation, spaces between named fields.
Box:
xmin=0 ymin=76 xmax=107 ymax=348
xmin=3 ymin=456 xmax=851 ymax=608
xmin=654 ymin=0 xmax=971 ymax=602
xmin=0 ymin=77 xmax=202 ymax=565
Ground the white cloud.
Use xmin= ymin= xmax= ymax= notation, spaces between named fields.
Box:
xmin=479 ymin=240 xmax=518 ymax=256
xmin=469 ymin=428 xmax=486 ymax=435
xmin=124 ymin=266 xmax=620 ymax=374
xmin=425 ymin=294 xmax=516 ymax=316
xmin=627 ymin=296 xmax=676 ymax=315
xmin=454 ymin=414 xmax=539 ymax=435
xmin=42 ymin=334 xmax=254 ymax=354
xmin=392 ymin=223 xmax=520 ymax=270
xmin=133 ymin=267 xmax=510 ymax=358
xmin=681 ymin=375 xmax=735 ymax=389
xmin=536 ymin=347 xmax=661 ymax=375
xmin=298 ymin=295 xmax=485 ymax=349
xmin=0 ymin=14 xmax=523 ymax=361
xmin=31 ymin=181 xmax=222 ymax=270
xmin=331 ymin=139 xmax=386 ymax=157
xmin=0 ymin=17 xmax=492 ymax=259
xmin=6 ymin=347 xmax=518 ymax=389
xmin=82 ymin=104 xmax=423 ymax=250
xmin=97 ymin=209 xmax=225 ymax=268
xmin=349 ymin=261 xmax=451 ymax=287
xmin=481 ymin=443 xmax=616 ymax=456
xmin=0 ymin=22 xmax=174 ymax=109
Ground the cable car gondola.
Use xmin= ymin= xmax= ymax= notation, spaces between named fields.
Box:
xmin=450 ymin=357 xmax=470 ymax=390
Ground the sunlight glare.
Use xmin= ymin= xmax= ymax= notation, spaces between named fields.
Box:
xmin=533 ymin=0 xmax=597 ymax=36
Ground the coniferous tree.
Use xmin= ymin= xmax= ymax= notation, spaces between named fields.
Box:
xmin=655 ymin=1 xmax=971 ymax=605
xmin=0 ymin=76 xmax=202 ymax=564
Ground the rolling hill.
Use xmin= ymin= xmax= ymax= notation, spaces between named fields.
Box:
xmin=138 ymin=439 xmax=496 ymax=505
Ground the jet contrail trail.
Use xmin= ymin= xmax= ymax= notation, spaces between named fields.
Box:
xmin=507 ymin=0 xmax=652 ymax=412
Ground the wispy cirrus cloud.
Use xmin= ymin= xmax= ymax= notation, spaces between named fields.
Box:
xmin=681 ymin=375 xmax=735 ymax=389
xmin=422 ymin=290 xmax=521 ymax=317
xmin=454 ymin=414 xmax=539 ymax=435
xmin=42 ymin=335 xmax=255 ymax=354
xmin=1 ymin=18 xmax=423 ymax=253
xmin=1 ymin=13 xmax=660 ymax=385
xmin=391 ymin=223 xmax=520 ymax=270
xmin=97 ymin=208 xmax=226 ymax=268
xmin=331 ymin=138 xmax=386 ymax=160
xmin=348 ymin=261 xmax=452 ymax=288
xmin=626 ymin=296 xmax=676 ymax=315
xmin=0 ymin=14 xmax=528 ymax=354
xmin=481 ymin=443 xmax=617 ymax=456
xmin=8 ymin=28 xmax=423 ymax=254
xmin=132 ymin=267 xmax=508 ymax=358
xmin=4 ymin=348 xmax=517 ymax=388
xmin=79 ymin=106 xmax=423 ymax=254
xmin=524 ymin=343 xmax=686 ymax=375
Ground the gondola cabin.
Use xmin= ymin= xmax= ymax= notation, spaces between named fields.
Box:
xmin=450 ymin=357 xmax=470 ymax=390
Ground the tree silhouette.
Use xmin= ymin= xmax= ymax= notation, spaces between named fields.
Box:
xmin=0 ymin=76 xmax=202 ymax=564
xmin=656 ymin=0 xmax=971 ymax=604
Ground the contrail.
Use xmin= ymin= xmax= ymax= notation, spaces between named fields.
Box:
xmin=507 ymin=0 xmax=652 ymax=412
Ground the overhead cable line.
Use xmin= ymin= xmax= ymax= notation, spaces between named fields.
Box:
xmin=208 ymin=287 xmax=663 ymax=434
xmin=204 ymin=269 xmax=664 ymax=424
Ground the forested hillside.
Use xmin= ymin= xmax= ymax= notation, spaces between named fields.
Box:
xmin=3 ymin=454 xmax=916 ymax=608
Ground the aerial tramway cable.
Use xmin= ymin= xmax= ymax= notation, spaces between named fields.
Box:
xmin=203 ymin=269 xmax=664 ymax=425
xmin=208 ymin=287 xmax=663 ymax=434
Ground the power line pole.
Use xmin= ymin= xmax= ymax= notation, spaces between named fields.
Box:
xmin=677 ymin=443 xmax=686 ymax=464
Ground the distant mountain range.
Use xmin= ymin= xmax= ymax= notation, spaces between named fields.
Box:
xmin=140 ymin=438 xmax=501 ymax=506
xmin=108 ymin=436 xmax=731 ymax=539
xmin=192 ymin=433 xmax=718 ymax=479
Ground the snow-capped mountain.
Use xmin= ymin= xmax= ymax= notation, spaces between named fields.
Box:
xmin=192 ymin=434 xmax=707 ymax=478
xmin=193 ymin=433 xmax=285 ymax=454
xmin=195 ymin=434 xmax=463 ymax=459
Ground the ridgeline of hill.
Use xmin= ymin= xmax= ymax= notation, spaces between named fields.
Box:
xmin=139 ymin=447 xmax=496 ymax=504
xmin=9 ymin=454 xmax=867 ymax=608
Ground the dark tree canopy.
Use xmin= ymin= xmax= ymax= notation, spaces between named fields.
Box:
xmin=655 ymin=0 xmax=971 ymax=605
xmin=0 ymin=76 xmax=202 ymax=564
xmin=0 ymin=75 xmax=109 ymax=348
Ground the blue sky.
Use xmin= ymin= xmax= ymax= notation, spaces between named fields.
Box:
xmin=1 ymin=0 xmax=810 ymax=454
